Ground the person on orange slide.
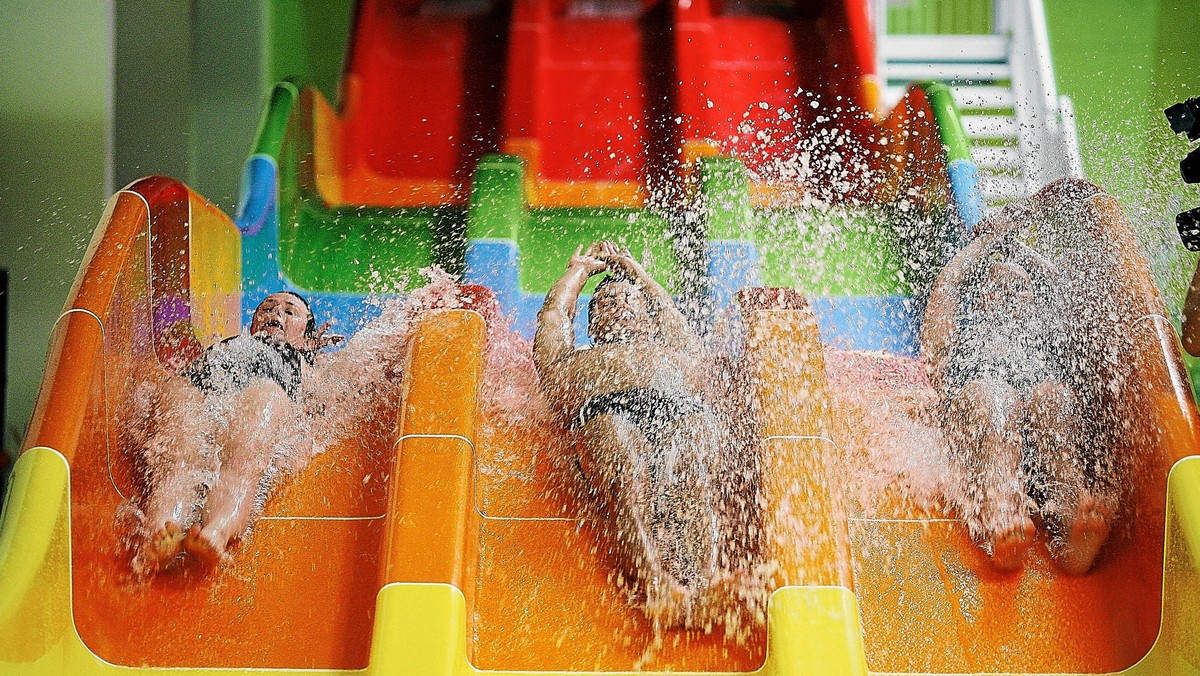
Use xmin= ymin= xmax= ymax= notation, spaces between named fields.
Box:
xmin=533 ymin=242 xmax=734 ymax=628
xmin=132 ymin=292 xmax=343 ymax=574
xmin=132 ymin=272 xmax=477 ymax=577
xmin=923 ymin=201 xmax=1116 ymax=575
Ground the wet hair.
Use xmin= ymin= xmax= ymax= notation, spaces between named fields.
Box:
xmin=588 ymin=273 xmax=635 ymax=317
xmin=587 ymin=273 xmax=648 ymax=343
xmin=590 ymin=273 xmax=616 ymax=301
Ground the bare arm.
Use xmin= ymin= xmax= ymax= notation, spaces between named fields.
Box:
xmin=533 ymin=245 xmax=606 ymax=381
xmin=598 ymin=242 xmax=700 ymax=353
xmin=1184 ymin=261 xmax=1200 ymax=356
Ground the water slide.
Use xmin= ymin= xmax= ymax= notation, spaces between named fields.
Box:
xmin=3 ymin=0 xmax=1200 ymax=673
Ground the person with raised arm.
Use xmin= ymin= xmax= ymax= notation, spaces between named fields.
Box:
xmin=533 ymin=241 xmax=728 ymax=627
xmin=924 ymin=189 xmax=1117 ymax=575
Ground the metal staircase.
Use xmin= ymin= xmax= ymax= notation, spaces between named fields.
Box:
xmin=875 ymin=0 xmax=1084 ymax=207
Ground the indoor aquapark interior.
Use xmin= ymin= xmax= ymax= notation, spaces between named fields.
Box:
xmin=2 ymin=0 xmax=1200 ymax=674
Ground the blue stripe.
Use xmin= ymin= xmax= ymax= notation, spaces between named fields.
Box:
xmin=234 ymin=154 xmax=277 ymax=236
xmin=809 ymin=295 xmax=918 ymax=355
xmin=465 ymin=239 xmax=594 ymax=345
xmin=467 ymin=239 xmax=917 ymax=353
xmin=948 ymin=158 xmax=984 ymax=237
xmin=707 ymin=241 xmax=762 ymax=311
xmin=235 ymin=152 xmax=388 ymax=339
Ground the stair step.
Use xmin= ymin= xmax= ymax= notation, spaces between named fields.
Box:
xmin=951 ymin=85 xmax=1014 ymax=109
xmin=962 ymin=115 xmax=1018 ymax=139
xmin=973 ymin=146 xmax=1020 ymax=170
xmin=882 ymin=35 xmax=1009 ymax=63
xmin=886 ymin=62 xmax=1013 ymax=82
xmin=882 ymin=85 xmax=1015 ymax=111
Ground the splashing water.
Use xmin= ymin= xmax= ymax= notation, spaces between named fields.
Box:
xmin=121 ymin=267 xmax=511 ymax=574
xmin=102 ymin=76 xmax=1191 ymax=671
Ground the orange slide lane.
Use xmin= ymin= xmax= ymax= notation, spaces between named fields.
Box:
xmin=391 ymin=294 xmax=853 ymax=671
xmin=41 ymin=177 xmax=390 ymax=669
xmin=391 ymin=308 xmax=769 ymax=671
xmin=846 ymin=192 xmax=1200 ymax=674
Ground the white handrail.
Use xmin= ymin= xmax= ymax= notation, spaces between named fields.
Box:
xmin=1010 ymin=0 xmax=1078 ymax=189
xmin=875 ymin=0 xmax=1084 ymax=203
xmin=1059 ymin=95 xmax=1085 ymax=179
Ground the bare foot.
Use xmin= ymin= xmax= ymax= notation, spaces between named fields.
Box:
xmin=989 ymin=516 xmax=1035 ymax=571
xmin=132 ymin=520 xmax=185 ymax=576
xmin=644 ymin=575 xmax=698 ymax=630
xmin=1052 ymin=495 xmax=1112 ymax=576
xmin=184 ymin=525 xmax=230 ymax=567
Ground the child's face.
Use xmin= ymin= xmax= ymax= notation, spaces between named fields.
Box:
xmin=250 ymin=293 xmax=311 ymax=347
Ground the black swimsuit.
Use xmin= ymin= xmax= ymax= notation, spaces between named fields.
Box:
xmin=182 ymin=334 xmax=309 ymax=400
xmin=576 ymin=387 xmax=708 ymax=446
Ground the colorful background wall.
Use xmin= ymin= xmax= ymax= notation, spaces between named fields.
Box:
xmin=0 ymin=0 xmax=1197 ymax=464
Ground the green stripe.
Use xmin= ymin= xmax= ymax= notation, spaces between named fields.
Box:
xmin=887 ymin=0 xmax=993 ymax=35
xmin=919 ymin=81 xmax=973 ymax=163
xmin=518 ymin=207 xmax=678 ymax=295
xmin=265 ymin=0 xmax=353 ymax=104
xmin=267 ymin=85 xmax=465 ymax=292
xmin=250 ymin=79 xmax=301 ymax=158
xmin=756 ymin=208 xmax=910 ymax=295
xmin=467 ymin=154 xmax=526 ymax=241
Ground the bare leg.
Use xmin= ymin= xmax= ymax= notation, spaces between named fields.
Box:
xmin=581 ymin=417 xmax=672 ymax=596
xmin=185 ymin=380 xmax=295 ymax=565
xmin=945 ymin=380 xmax=1035 ymax=570
xmin=134 ymin=374 xmax=218 ymax=575
xmin=1024 ymin=381 xmax=1113 ymax=575
xmin=581 ymin=414 xmax=722 ymax=627
xmin=646 ymin=415 xmax=722 ymax=624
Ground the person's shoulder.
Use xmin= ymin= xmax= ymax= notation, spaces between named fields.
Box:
xmin=192 ymin=333 xmax=242 ymax=358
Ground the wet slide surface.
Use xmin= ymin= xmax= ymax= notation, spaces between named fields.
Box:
xmin=503 ymin=0 xmax=686 ymax=191
xmin=470 ymin=420 xmax=768 ymax=670
xmin=851 ymin=482 xmax=1166 ymax=673
xmin=18 ymin=214 xmax=1196 ymax=674
xmin=58 ymin=293 xmax=1183 ymax=673
xmin=71 ymin=416 xmax=393 ymax=668
xmin=674 ymin=0 xmax=873 ymax=175
xmin=337 ymin=0 xmax=510 ymax=205
xmin=330 ymin=0 xmax=878 ymax=207
xmin=58 ymin=179 xmax=397 ymax=668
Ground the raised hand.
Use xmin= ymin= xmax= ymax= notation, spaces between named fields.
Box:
xmin=596 ymin=240 xmax=644 ymax=279
xmin=568 ymin=243 xmax=608 ymax=276
xmin=302 ymin=321 xmax=345 ymax=352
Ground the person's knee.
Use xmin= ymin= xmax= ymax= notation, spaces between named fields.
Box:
xmin=1027 ymin=381 xmax=1079 ymax=422
xmin=237 ymin=380 xmax=289 ymax=415
xmin=953 ymin=380 xmax=1017 ymax=428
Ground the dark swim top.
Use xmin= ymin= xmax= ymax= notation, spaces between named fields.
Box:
xmin=182 ymin=333 xmax=308 ymax=400
xmin=576 ymin=387 xmax=708 ymax=446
